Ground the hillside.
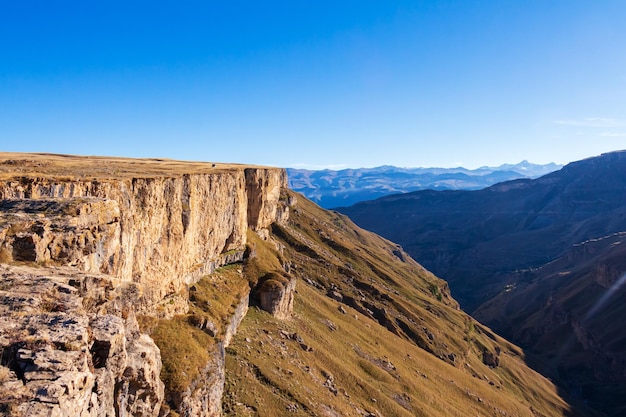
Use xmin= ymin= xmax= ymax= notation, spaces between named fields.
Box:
xmin=288 ymin=161 xmax=561 ymax=208
xmin=0 ymin=152 xmax=593 ymax=416
xmin=337 ymin=150 xmax=626 ymax=416
xmin=221 ymin=190 xmax=595 ymax=417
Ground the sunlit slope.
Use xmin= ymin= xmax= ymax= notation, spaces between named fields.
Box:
xmin=223 ymin=191 xmax=594 ymax=417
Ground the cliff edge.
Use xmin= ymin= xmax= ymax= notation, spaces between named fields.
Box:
xmin=0 ymin=153 xmax=289 ymax=313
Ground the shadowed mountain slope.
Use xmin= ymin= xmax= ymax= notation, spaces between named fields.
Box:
xmin=474 ymin=231 xmax=626 ymax=417
xmin=337 ymin=151 xmax=626 ymax=311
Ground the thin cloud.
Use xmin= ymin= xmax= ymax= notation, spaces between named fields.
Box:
xmin=553 ymin=117 xmax=621 ymax=128
xmin=600 ymin=132 xmax=626 ymax=137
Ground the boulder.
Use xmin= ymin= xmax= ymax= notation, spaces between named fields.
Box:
xmin=253 ymin=272 xmax=296 ymax=320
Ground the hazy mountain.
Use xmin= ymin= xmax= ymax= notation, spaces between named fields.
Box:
xmin=337 ymin=150 xmax=626 ymax=416
xmin=288 ymin=161 xmax=562 ymax=208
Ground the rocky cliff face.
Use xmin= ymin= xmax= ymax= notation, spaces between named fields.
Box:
xmin=0 ymin=153 xmax=291 ymax=416
xmin=0 ymin=166 xmax=289 ymax=314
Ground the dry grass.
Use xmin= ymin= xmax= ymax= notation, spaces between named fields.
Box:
xmin=143 ymin=264 xmax=249 ymax=404
xmin=187 ymin=264 xmax=249 ymax=339
xmin=243 ymin=229 xmax=284 ymax=287
xmin=0 ymin=152 xmax=272 ymax=181
xmin=224 ymin=284 xmax=571 ymax=417
xmin=150 ymin=317 xmax=212 ymax=394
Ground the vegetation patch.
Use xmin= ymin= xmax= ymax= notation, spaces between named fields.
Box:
xmin=0 ymin=152 xmax=249 ymax=181
xmin=243 ymin=230 xmax=284 ymax=287
xmin=150 ymin=316 xmax=212 ymax=395
xmin=145 ymin=262 xmax=250 ymax=407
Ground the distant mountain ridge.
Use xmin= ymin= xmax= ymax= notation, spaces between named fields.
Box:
xmin=288 ymin=161 xmax=562 ymax=208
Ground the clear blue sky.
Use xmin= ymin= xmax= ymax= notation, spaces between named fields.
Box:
xmin=1 ymin=1 xmax=625 ymax=169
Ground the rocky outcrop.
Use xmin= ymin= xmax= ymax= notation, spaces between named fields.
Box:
xmin=0 ymin=198 xmax=121 ymax=270
xmin=252 ymin=272 xmax=296 ymax=320
xmin=482 ymin=346 xmax=501 ymax=368
xmin=0 ymin=264 xmax=164 ymax=417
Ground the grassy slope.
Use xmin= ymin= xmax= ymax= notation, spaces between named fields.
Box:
xmin=140 ymin=265 xmax=251 ymax=412
xmin=223 ymin=191 xmax=592 ymax=417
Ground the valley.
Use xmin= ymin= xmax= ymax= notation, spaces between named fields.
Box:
xmin=338 ymin=150 xmax=626 ymax=416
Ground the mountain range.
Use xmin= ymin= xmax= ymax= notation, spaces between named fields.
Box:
xmin=337 ymin=150 xmax=626 ymax=416
xmin=288 ymin=161 xmax=562 ymax=208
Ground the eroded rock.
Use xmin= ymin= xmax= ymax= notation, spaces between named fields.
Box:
xmin=253 ymin=272 xmax=296 ymax=320
xmin=0 ymin=166 xmax=288 ymax=313
xmin=482 ymin=346 xmax=501 ymax=368
xmin=0 ymin=265 xmax=164 ymax=417
xmin=0 ymin=157 xmax=291 ymax=415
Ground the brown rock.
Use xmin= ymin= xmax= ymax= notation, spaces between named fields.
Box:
xmin=0 ymin=265 xmax=164 ymax=417
xmin=253 ymin=272 xmax=296 ymax=320
xmin=482 ymin=347 xmax=501 ymax=368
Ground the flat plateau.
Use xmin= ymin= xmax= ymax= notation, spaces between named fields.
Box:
xmin=0 ymin=152 xmax=271 ymax=180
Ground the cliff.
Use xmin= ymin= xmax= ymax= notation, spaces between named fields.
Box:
xmin=0 ymin=154 xmax=289 ymax=314
xmin=0 ymin=153 xmax=291 ymax=416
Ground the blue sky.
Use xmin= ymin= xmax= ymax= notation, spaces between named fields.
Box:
xmin=1 ymin=1 xmax=625 ymax=169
